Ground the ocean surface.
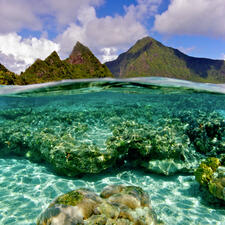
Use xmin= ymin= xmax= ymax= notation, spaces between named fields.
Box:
xmin=0 ymin=77 xmax=225 ymax=225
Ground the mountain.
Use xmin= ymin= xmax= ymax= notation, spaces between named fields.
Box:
xmin=1 ymin=38 xmax=225 ymax=85
xmin=105 ymin=37 xmax=225 ymax=83
xmin=17 ymin=42 xmax=112 ymax=84
xmin=0 ymin=63 xmax=18 ymax=85
xmin=0 ymin=63 xmax=9 ymax=72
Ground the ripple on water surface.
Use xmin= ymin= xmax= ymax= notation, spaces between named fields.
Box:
xmin=0 ymin=157 xmax=224 ymax=225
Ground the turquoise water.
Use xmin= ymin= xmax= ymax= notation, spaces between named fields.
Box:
xmin=0 ymin=78 xmax=225 ymax=224
xmin=0 ymin=158 xmax=224 ymax=225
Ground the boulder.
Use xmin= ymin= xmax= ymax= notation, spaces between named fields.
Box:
xmin=37 ymin=185 xmax=163 ymax=225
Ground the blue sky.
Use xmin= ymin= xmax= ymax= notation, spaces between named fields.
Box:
xmin=0 ymin=0 xmax=224 ymax=73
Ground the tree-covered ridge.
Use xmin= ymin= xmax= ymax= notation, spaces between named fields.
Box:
xmin=0 ymin=42 xmax=112 ymax=85
xmin=18 ymin=42 xmax=112 ymax=84
xmin=0 ymin=63 xmax=8 ymax=72
xmin=1 ymin=38 xmax=225 ymax=85
xmin=105 ymin=37 xmax=225 ymax=83
xmin=0 ymin=63 xmax=18 ymax=85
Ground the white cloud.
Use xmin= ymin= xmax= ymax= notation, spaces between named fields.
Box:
xmin=0 ymin=0 xmax=42 ymax=33
xmin=0 ymin=0 xmax=161 ymax=72
xmin=56 ymin=6 xmax=147 ymax=61
xmin=43 ymin=0 xmax=103 ymax=26
xmin=0 ymin=33 xmax=60 ymax=73
xmin=100 ymin=48 xmax=118 ymax=62
xmin=0 ymin=51 xmax=26 ymax=73
xmin=153 ymin=0 xmax=225 ymax=38
xmin=0 ymin=0 xmax=103 ymax=33
xmin=57 ymin=0 xmax=162 ymax=62
xmin=125 ymin=0 xmax=162 ymax=21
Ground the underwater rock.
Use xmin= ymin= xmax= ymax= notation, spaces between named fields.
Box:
xmin=142 ymin=159 xmax=199 ymax=176
xmin=37 ymin=185 xmax=162 ymax=225
xmin=37 ymin=134 xmax=118 ymax=176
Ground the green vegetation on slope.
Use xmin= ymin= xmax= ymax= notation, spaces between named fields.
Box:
xmin=0 ymin=42 xmax=112 ymax=85
xmin=105 ymin=37 xmax=225 ymax=83
xmin=0 ymin=63 xmax=18 ymax=85
xmin=1 ymin=37 xmax=225 ymax=85
xmin=18 ymin=42 xmax=112 ymax=84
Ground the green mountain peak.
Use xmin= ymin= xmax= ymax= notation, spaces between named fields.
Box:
xmin=1 ymin=36 xmax=225 ymax=85
xmin=105 ymin=36 xmax=225 ymax=83
xmin=68 ymin=41 xmax=101 ymax=66
xmin=128 ymin=36 xmax=158 ymax=52
xmin=16 ymin=41 xmax=112 ymax=84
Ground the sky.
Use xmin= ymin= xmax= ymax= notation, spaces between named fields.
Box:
xmin=0 ymin=0 xmax=225 ymax=74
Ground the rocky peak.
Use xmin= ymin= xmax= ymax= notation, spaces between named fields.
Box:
xmin=68 ymin=41 xmax=100 ymax=65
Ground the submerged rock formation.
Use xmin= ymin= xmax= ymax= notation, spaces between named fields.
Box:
xmin=0 ymin=83 xmax=224 ymax=177
xmin=37 ymin=185 xmax=163 ymax=225
xmin=0 ymin=99 xmax=224 ymax=177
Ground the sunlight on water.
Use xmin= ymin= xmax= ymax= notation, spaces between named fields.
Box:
xmin=0 ymin=158 xmax=224 ymax=225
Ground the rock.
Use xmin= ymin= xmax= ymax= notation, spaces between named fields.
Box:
xmin=142 ymin=159 xmax=199 ymax=176
xmin=37 ymin=185 xmax=163 ymax=225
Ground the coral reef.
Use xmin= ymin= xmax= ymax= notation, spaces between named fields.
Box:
xmin=37 ymin=185 xmax=163 ymax=225
xmin=0 ymin=84 xmax=224 ymax=177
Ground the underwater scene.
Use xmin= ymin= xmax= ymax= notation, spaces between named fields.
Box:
xmin=0 ymin=77 xmax=225 ymax=225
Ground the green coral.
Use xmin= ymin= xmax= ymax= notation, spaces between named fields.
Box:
xmin=177 ymin=110 xmax=225 ymax=155
xmin=195 ymin=162 xmax=214 ymax=186
xmin=195 ymin=157 xmax=225 ymax=201
xmin=106 ymin=118 xmax=197 ymax=175
xmin=52 ymin=190 xmax=84 ymax=207
xmin=208 ymin=177 xmax=225 ymax=201
xmin=194 ymin=157 xmax=221 ymax=186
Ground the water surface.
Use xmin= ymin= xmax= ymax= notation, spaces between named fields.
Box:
xmin=0 ymin=77 xmax=225 ymax=225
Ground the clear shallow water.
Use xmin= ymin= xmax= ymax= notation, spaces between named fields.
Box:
xmin=0 ymin=77 xmax=225 ymax=225
xmin=0 ymin=158 xmax=224 ymax=225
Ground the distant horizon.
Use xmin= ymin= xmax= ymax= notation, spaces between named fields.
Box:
xmin=0 ymin=0 xmax=225 ymax=73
